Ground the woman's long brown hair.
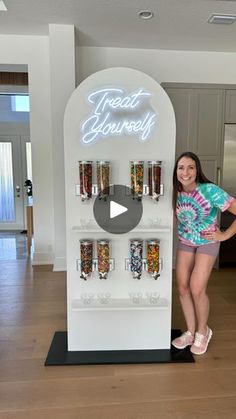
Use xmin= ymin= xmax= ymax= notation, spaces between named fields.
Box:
xmin=172 ymin=151 xmax=212 ymax=212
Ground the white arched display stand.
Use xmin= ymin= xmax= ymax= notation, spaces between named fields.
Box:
xmin=45 ymin=68 xmax=194 ymax=364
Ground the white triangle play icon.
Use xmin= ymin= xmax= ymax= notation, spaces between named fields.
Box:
xmin=110 ymin=201 xmax=128 ymax=219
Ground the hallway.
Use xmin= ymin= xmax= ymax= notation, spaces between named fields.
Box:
xmin=0 ymin=231 xmax=30 ymax=260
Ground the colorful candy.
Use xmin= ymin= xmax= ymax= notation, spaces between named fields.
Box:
xmin=130 ymin=239 xmax=143 ymax=279
xmin=79 ymin=161 xmax=93 ymax=201
xmin=96 ymin=161 xmax=110 ymax=200
xmin=148 ymin=161 xmax=162 ymax=200
xmin=130 ymin=161 xmax=144 ymax=200
xmin=97 ymin=239 xmax=110 ymax=279
xmin=147 ymin=239 xmax=160 ymax=280
xmin=80 ymin=239 xmax=93 ymax=280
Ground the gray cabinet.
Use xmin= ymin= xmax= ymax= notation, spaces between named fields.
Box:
xmin=163 ymin=84 xmax=225 ymax=185
xmin=193 ymin=89 xmax=224 ymax=157
xmin=225 ymin=90 xmax=236 ymax=123
xmin=165 ymin=88 xmax=193 ymax=157
xmin=200 ymin=156 xmax=221 ymax=185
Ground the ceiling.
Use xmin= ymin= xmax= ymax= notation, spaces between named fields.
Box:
xmin=1 ymin=0 xmax=236 ymax=51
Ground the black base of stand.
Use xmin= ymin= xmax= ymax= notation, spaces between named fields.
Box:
xmin=45 ymin=330 xmax=194 ymax=366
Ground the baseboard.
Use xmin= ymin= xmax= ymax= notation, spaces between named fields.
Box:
xmin=33 ymin=264 xmax=53 ymax=272
xmin=53 ymin=256 xmax=66 ymax=272
xmin=32 ymin=251 xmax=54 ymax=266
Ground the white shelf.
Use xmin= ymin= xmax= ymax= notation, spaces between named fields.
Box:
xmin=127 ymin=226 xmax=170 ymax=233
xmin=71 ymin=298 xmax=169 ymax=311
xmin=72 ymin=225 xmax=171 ymax=233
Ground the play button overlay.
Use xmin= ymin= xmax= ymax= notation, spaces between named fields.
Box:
xmin=93 ymin=184 xmax=143 ymax=234
xmin=110 ymin=201 xmax=128 ymax=219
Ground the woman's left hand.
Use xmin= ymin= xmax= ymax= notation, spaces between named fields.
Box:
xmin=202 ymin=230 xmax=227 ymax=242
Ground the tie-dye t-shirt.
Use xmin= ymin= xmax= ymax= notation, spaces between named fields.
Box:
xmin=176 ymin=183 xmax=234 ymax=246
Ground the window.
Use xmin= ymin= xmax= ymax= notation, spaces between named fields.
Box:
xmin=11 ymin=95 xmax=30 ymax=112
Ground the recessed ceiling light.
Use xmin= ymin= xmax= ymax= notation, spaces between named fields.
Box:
xmin=138 ymin=10 xmax=154 ymax=20
xmin=208 ymin=14 xmax=236 ymax=24
xmin=0 ymin=1 xmax=7 ymax=12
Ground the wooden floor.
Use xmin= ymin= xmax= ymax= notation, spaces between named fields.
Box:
xmin=0 ymin=260 xmax=236 ymax=418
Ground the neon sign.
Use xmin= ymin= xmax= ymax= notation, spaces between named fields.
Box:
xmin=81 ymin=88 xmax=157 ymax=144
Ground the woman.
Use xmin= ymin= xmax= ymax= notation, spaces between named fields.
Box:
xmin=172 ymin=152 xmax=236 ymax=355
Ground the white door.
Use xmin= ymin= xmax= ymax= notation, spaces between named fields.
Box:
xmin=0 ymin=135 xmax=25 ymax=230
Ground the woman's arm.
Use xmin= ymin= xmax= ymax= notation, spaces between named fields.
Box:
xmin=173 ymin=213 xmax=177 ymax=228
xmin=213 ymin=199 xmax=236 ymax=242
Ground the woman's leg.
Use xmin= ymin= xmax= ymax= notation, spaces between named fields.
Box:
xmin=189 ymin=252 xmax=217 ymax=335
xmin=175 ymin=249 xmax=196 ymax=334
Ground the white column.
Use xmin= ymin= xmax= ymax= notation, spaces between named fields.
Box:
xmin=49 ymin=24 xmax=75 ymax=271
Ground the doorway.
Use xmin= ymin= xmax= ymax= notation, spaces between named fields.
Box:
xmin=0 ymin=91 xmax=31 ymax=231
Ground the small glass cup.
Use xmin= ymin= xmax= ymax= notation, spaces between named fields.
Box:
xmin=129 ymin=292 xmax=143 ymax=304
xmin=146 ymin=292 xmax=160 ymax=305
xmin=97 ymin=292 xmax=111 ymax=305
xmin=81 ymin=293 xmax=94 ymax=305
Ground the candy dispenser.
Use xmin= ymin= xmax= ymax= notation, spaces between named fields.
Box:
xmin=79 ymin=160 xmax=93 ymax=201
xmin=64 ymin=67 xmax=176 ymax=356
xmin=80 ymin=239 xmax=93 ymax=280
xmin=130 ymin=161 xmax=144 ymax=200
xmin=130 ymin=239 xmax=143 ymax=279
xmin=97 ymin=239 xmax=110 ymax=279
xmin=147 ymin=239 xmax=160 ymax=280
xmin=96 ymin=161 xmax=110 ymax=200
xmin=148 ymin=161 xmax=162 ymax=200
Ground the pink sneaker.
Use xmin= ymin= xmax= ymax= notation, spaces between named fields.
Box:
xmin=190 ymin=326 xmax=213 ymax=355
xmin=172 ymin=331 xmax=194 ymax=349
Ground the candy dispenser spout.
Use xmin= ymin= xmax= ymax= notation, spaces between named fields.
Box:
xmin=151 ymin=271 xmax=160 ymax=280
xmin=80 ymin=272 xmax=89 ymax=280
xmin=98 ymin=271 xmax=108 ymax=279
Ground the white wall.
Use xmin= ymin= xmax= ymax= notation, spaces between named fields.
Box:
xmin=48 ymin=25 xmax=75 ymax=271
xmin=0 ymin=28 xmax=75 ymax=269
xmin=2 ymin=38 xmax=236 ymax=270
xmin=76 ymin=47 xmax=236 ymax=85
xmin=0 ymin=34 xmax=54 ymax=264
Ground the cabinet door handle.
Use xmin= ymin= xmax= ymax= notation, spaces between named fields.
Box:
xmin=217 ymin=167 xmax=221 ymax=186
